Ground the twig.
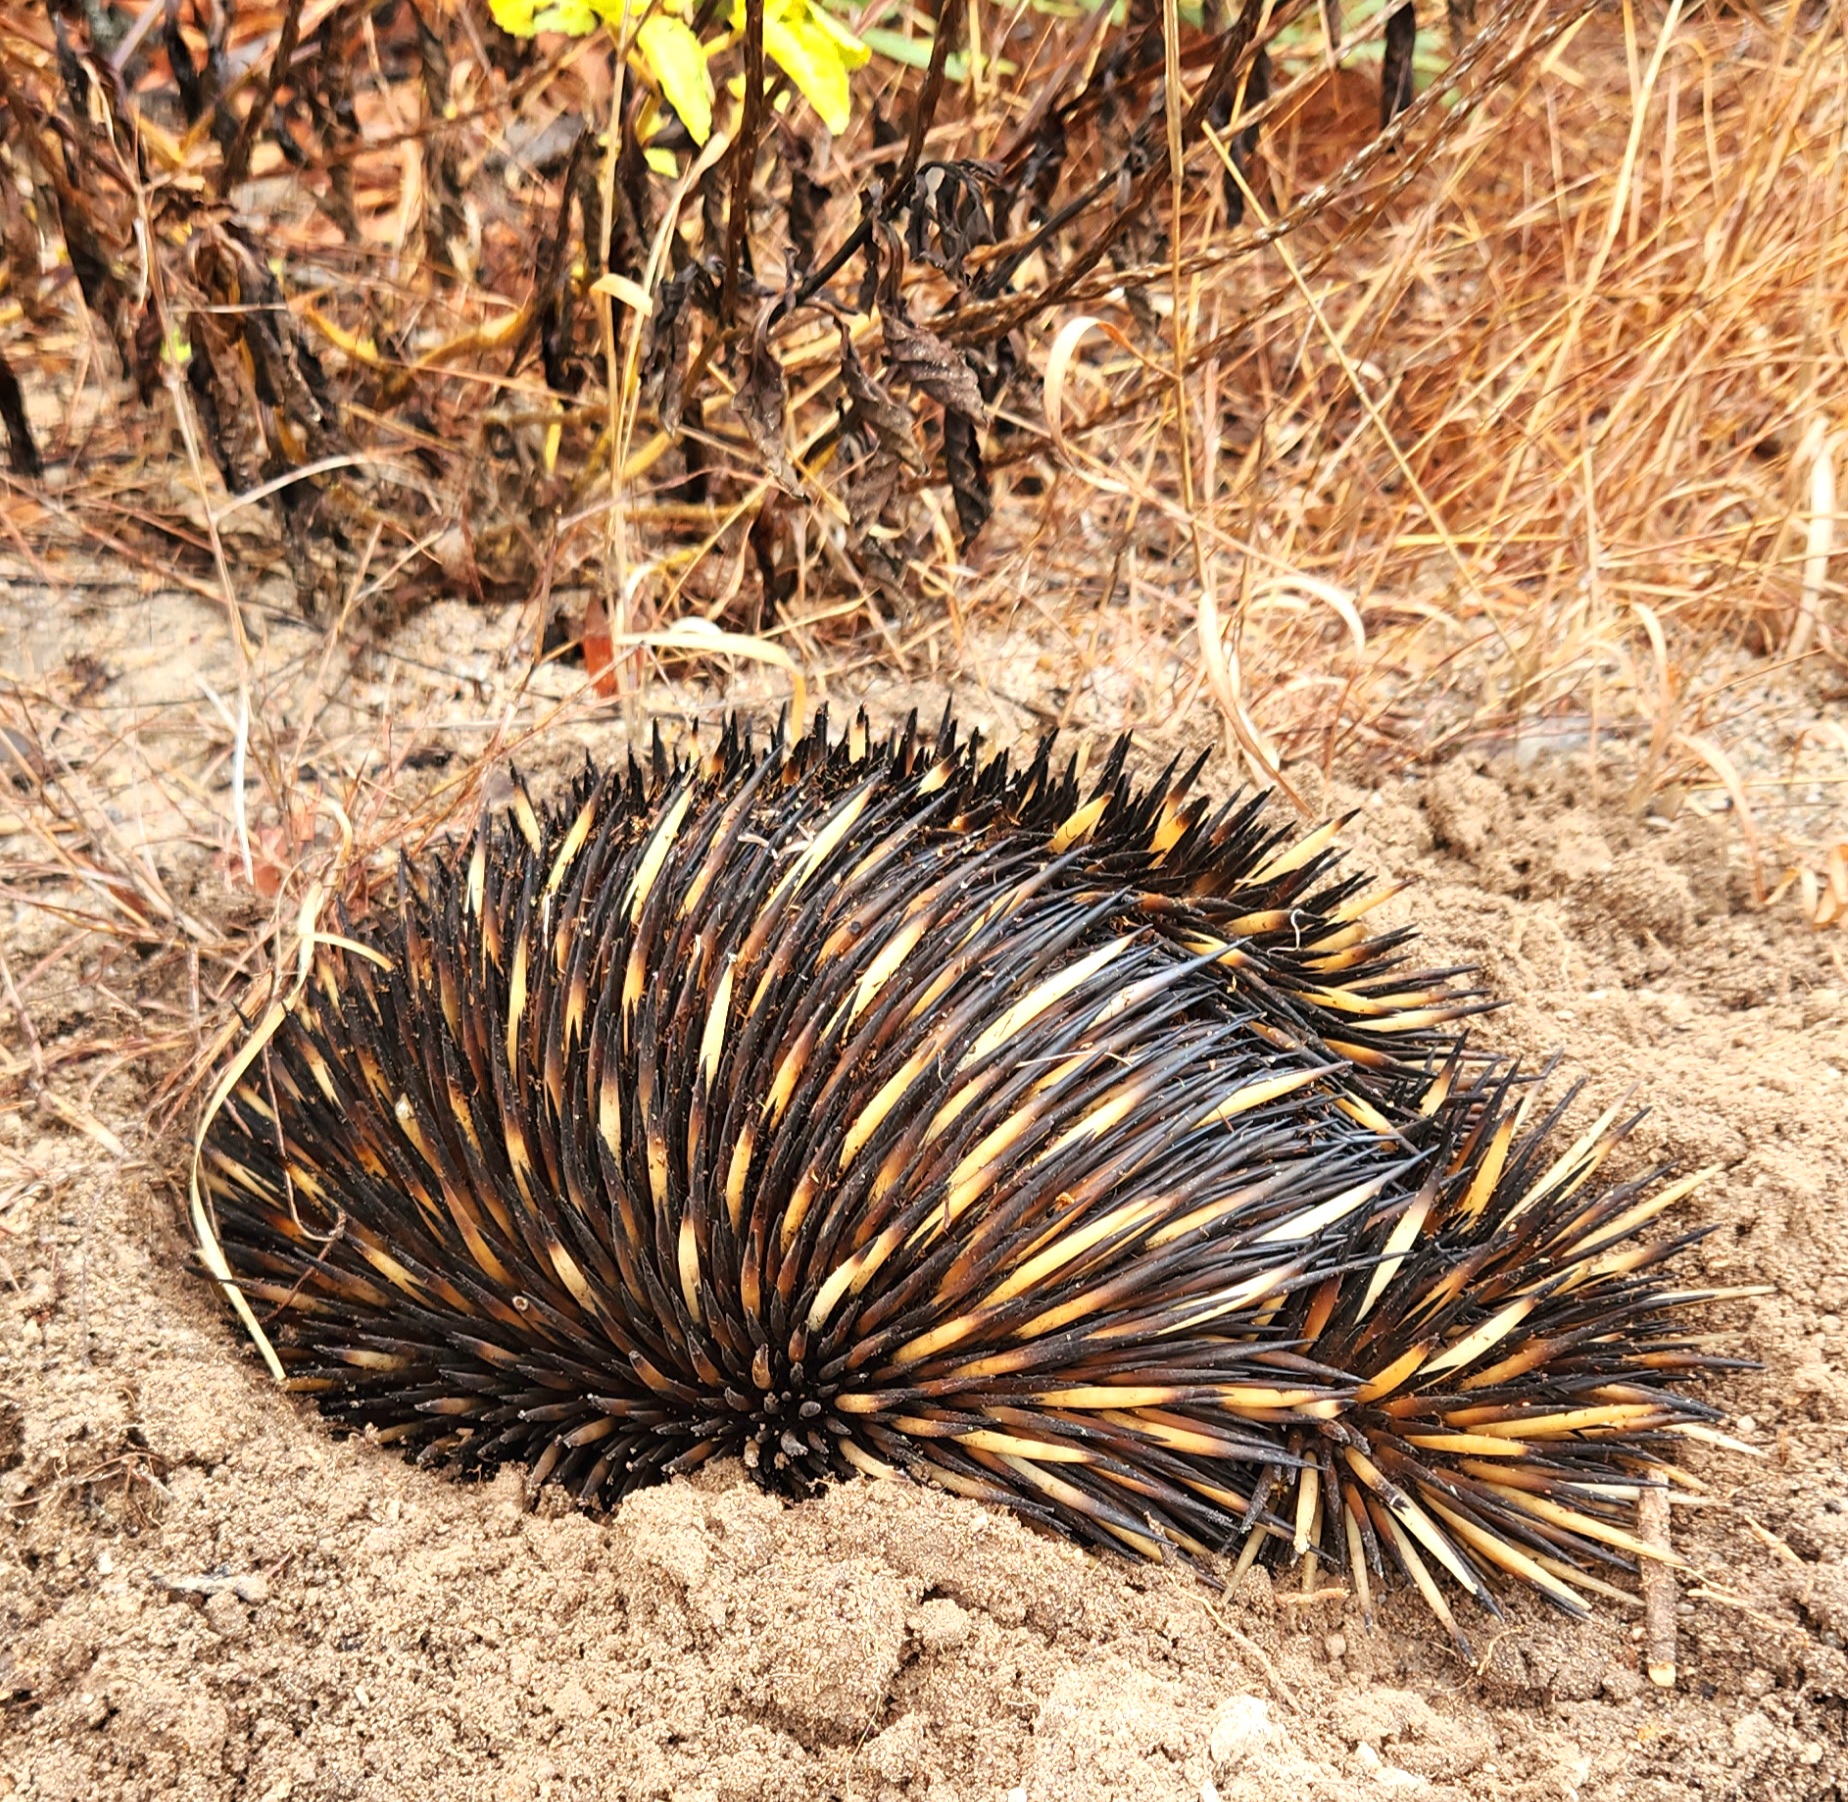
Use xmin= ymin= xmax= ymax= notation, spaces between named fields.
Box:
xmin=1638 ymin=1484 xmax=1677 ymax=1689
xmin=197 ymin=679 xmax=254 ymax=886
xmin=0 ymin=937 xmax=46 ymax=1093
xmin=721 ymin=0 xmax=766 ymax=330
xmin=895 ymin=0 xmax=969 ymax=201
xmin=1189 ymin=1591 xmax=1302 ymax=1716
xmin=221 ymin=0 xmax=306 ymax=192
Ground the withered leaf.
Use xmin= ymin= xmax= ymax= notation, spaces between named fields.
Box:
xmin=854 ymin=529 xmax=908 ymax=598
xmin=664 ymin=396 xmax=710 ymax=505
xmin=839 ymin=328 xmax=925 ymax=474
xmin=903 ymin=161 xmax=998 ymax=285
xmin=187 ymin=307 xmax=264 ymax=497
xmin=132 ymin=300 xmax=163 ymax=407
xmin=643 ymin=263 xmax=715 ymax=437
xmin=0 ymin=347 xmax=40 ymax=479
xmin=944 ymin=412 xmax=991 ymax=548
xmin=46 ymin=184 xmax=130 ymax=365
xmin=844 ymin=448 xmax=901 ymax=537
xmin=735 ymin=312 xmax=809 ymax=498
xmin=1022 ymin=111 xmax=1067 ymax=223
xmin=162 ymin=0 xmax=211 ymax=125
xmin=1219 ymin=45 xmax=1270 ymax=230
xmin=1381 ymin=4 xmax=1417 ymax=127
xmin=749 ymin=492 xmax=796 ymax=610
xmin=788 ymin=151 xmax=829 ymax=280
xmin=51 ymin=15 xmax=92 ymax=122
xmin=882 ymin=309 xmax=988 ymax=427
xmin=840 ymin=439 xmax=908 ymax=596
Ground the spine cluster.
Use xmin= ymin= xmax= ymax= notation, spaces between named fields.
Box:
xmin=197 ymin=711 xmax=1738 ymax=1648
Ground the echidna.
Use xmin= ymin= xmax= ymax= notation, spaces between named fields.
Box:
xmin=193 ymin=709 xmax=1742 ymax=1648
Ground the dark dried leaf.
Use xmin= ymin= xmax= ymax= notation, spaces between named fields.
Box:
xmin=220 ymin=229 xmax=340 ymax=450
xmin=51 ymin=15 xmax=93 ymax=123
xmin=132 ymin=298 xmax=163 ymax=407
xmin=700 ymin=158 xmax=729 ymax=257
xmin=644 ymin=263 xmax=717 ymax=437
xmin=857 ymin=220 xmax=883 ymax=316
xmin=722 ymin=0 xmax=767 ymax=326
xmin=509 ymin=123 xmax=593 ymax=394
xmin=735 ymin=317 xmax=808 ymax=498
xmin=411 ymin=0 xmax=468 ymax=270
xmin=836 ymin=426 xmax=907 ymax=595
xmin=840 ymin=329 xmax=925 ymax=473
xmin=539 ymin=291 xmax=579 ymax=396
xmin=1381 ymin=4 xmax=1417 ymax=128
xmin=749 ymin=491 xmax=796 ymax=610
xmin=187 ymin=308 xmax=263 ymax=497
xmin=855 ymin=535 xmax=909 ymax=596
xmin=844 ymin=444 xmax=901 ymax=537
xmin=903 ymin=162 xmax=998 ymax=285
xmin=268 ymin=103 xmax=311 ymax=169
xmin=612 ymin=97 xmax=653 ymax=281
xmin=1022 ymin=111 xmax=1067 ymax=225
xmin=162 ymin=0 xmax=210 ymax=125
xmin=0 ymin=347 xmax=40 ymax=479
xmin=943 ymin=412 xmax=990 ymax=547
xmin=223 ymin=0 xmax=304 ymax=192
xmin=788 ymin=156 xmax=829 ymax=280
xmin=412 ymin=4 xmax=452 ymax=116
xmin=882 ymin=311 xmax=988 ymax=427
xmin=1220 ymin=45 xmax=1270 ymax=229
xmin=663 ymin=396 xmax=710 ymax=505
xmin=299 ymin=26 xmax=362 ymax=242
xmin=201 ymin=4 xmax=238 ymax=160
xmin=46 ymin=183 xmax=130 ymax=366
xmin=1445 ymin=0 xmax=1476 ymax=52
xmin=572 ymin=128 xmax=607 ymax=282
xmin=972 ymin=331 xmax=1021 ymax=414
xmin=278 ymin=490 xmax=350 ymax=622
xmin=1107 ymin=0 xmax=1164 ymax=83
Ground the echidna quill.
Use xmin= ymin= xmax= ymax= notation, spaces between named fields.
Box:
xmin=193 ymin=710 xmax=1746 ymax=1649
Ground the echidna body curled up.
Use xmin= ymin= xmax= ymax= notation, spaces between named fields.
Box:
xmin=194 ymin=710 xmax=1748 ymax=1650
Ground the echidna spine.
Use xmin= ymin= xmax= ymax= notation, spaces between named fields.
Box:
xmin=194 ymin=708 xmax=1744 ymax=1651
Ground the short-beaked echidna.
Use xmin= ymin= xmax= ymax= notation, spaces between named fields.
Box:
xmin=194 ymin=710 xmax=1741 ymax=1645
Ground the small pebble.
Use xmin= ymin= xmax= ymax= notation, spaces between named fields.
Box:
xmin=203 ymin=1589 xmax=248 ymax=1638
xmin=1209 ymin=1694 xmax=1279 ymax=1768
xmin=913 ymin=1597 xmax=972 ymax=1654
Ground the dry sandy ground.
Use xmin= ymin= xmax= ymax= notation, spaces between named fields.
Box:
xmin=2 ymin=585 xmax=1846 ymax=1802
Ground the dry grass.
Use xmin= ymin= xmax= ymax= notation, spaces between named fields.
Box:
xmin=991 ymin=4 xmax=1848 ymax=765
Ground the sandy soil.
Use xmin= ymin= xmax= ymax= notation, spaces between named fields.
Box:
xmin=2 ymin=582 xmax=1846 ymax=1802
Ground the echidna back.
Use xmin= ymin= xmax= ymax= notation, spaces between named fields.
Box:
xmin=197 ymin=711 xmax=1734 ymax=1649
